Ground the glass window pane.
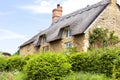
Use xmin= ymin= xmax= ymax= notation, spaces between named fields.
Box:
xmin=65 ymin=42 xmax=72 ymax=48
xmin=66 ymin=29 xmax=71 ymax=38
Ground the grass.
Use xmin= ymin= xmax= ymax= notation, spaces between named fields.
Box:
xmin=0 ymin=71 xmax=112 ymax=80
xmin=0 ymin=71 xmax=26 ymax=80
xmin=61 ymin=72 xmax=112 ymax=80
xmin=0 ymin=52 xmax=2 ymax=56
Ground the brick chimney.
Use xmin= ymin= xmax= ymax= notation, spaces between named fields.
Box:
xmin=52 ymin=4 xmax=62 ymax=23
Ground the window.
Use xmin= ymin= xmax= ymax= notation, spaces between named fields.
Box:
xmin=27 ymin=44 xmax=30 ymax=52
xmin=43 ymin=37 xmax=47 ymax=44
xmin=65 ymin=42 xmax=72 ymax=54
xmin=65 ymin=42 xmax=72 ymax=48
xmin=66 ymin=28 xmax=71 ymax=38
xmin=42 ymin=36 xmax=47 ymax=45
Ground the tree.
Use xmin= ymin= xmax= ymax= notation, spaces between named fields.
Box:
xmin=89 ymin=28 xmax=119 ymax=48
xmin=13 ymin=50 xmax=20 ymax=55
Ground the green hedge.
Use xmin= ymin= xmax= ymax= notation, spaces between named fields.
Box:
xmin=70 ymin=53 xmax=99 ymax=73
xmin=0 ymin=57 xmax=7 ymax=71
xmin=98 ymin=48 xmax=120 ymax=76
xmin=70 ymin=48 xmax=120 ymax=77
xmin=7 ymin=56 xmax=25 ymax=71
xmin=24 ymin=53 xmax=71 ymax=80
xmin=1 ymin=47 xmax=120 ymax=79
xmin=98 ymin=52 xmax=116 ymax=76
xmin=113 ymin=57 xmax=120 ymax=80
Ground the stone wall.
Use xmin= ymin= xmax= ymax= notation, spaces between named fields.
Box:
xmin=73 ymin=34 xmax=86 ymax=52
xmin=49 ymin=40 xmax=63 ymax=52
xmin=84 ymin=2 xmax=120 ymax=51
xmin=20 ymin=43 xmax=36 ymax=56
xmin=86 ymin=2 xmax=120 ymax=35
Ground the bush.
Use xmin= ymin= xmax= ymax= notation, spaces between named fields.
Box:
xmin=113 ymin=57 xmax=120 ymax=80
xmin=0 ymin=57 xmax=7 ymax=72
xmin=7 ymin=56 xmax=25 ymax=71
xmin=70 ymin=52 xmax=99 ymax=73
xmin=70 ymin=48 xmax=119 ymax=77
xmin=24 ymin=53 xmax=71 ymax=80
xmin=22 ymin=54 xmax=33 ymax=65
xmin=98 ymin=52 xmax=116 ymax=76
xmin=97 ymin=47 xmax=120 ymax=76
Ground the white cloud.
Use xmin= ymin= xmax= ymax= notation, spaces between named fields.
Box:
xmin=19 ymin=0 xmax=56 ymax=14
xmin=0 ymin=29 xmax=27 ymax=40
xmin=19 ymin=0 xmax=120 ymax=15
xmin=62 ymin=0 xmax=101 ymax=15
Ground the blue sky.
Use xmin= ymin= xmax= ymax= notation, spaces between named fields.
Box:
xmin=0 ymin=0 xmax=120 ymax=54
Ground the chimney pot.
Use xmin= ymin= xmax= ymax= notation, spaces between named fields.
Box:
xmin=57 ymin=4 xmax=60 ymax=7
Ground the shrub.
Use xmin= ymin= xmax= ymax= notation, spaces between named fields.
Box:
xmin=0 ymin=57 xmax=7 ymax=72
xmin=70 ymin=53 xmax=87 ymax=71
xmin=70 ymin=48 xmax=119 ymax=77
xmin=24 ymin=53 xmax=71 ymax=80
xmin=23 ymin=54 xmax=33 ymax=65
xmin=70 ymin=52 xmax=99 ymax=73
xmin=113 ymin=57 xmax=120 ymax=80
xmin=98 ymin=51 xmax=117 ymax=76
xmin=7 ymin=56 xmax=25 ymax=71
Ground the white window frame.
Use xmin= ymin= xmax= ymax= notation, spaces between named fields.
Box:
xmin=27 ymin=44 xmax=30 ymax=52
xmin=42 ymin=36 xmax=47 ymax=45
xmin=66 ymin=28 xmax=71 ymax=38
xmin=65 ymin=42 xmax=72 ymax=54
xmin=65 ymin=42 xmax=72 ymax=48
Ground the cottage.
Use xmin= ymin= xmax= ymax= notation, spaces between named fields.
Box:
xmin=20 ymin=0 xmax=120 ymax=56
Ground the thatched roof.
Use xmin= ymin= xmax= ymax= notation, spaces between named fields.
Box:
xmin=2 ymin=52 xmax=11 ymax=56
xmin=20 ymin=0 xmax=112 ymax=47
xmin=0 ymin=52 xmax=11 ymax=56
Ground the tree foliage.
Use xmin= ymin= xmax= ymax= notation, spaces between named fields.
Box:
xmin=89 ymin=28 xmax=119 ymax=48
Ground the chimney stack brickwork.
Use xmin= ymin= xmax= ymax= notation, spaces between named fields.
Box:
xmin=52 ymin=4 xmax=62 ymax=23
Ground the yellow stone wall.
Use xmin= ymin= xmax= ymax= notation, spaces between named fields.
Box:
xmin=86 ymin=2 xmax=120 ymax=35
xmin=84 ymin=2 xmax=120 ymax=51
xmin=73 ymin=34 xmax=86 ymax=52
xmin=20 ymin=43 xmax=37 ymax=56
xmin=49 ymin=40 xmax=62 ymax=52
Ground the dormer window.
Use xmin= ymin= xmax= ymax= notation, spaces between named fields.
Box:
xmin=27 ymin=44 xmax=30 ymax=52
xmin=43 ymin=37 xmax=46 ymax=44
xmin=66 ymin=28 xmax=71 ymax=38
xmin=42 ymin=35 xmax=47 ymax=45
